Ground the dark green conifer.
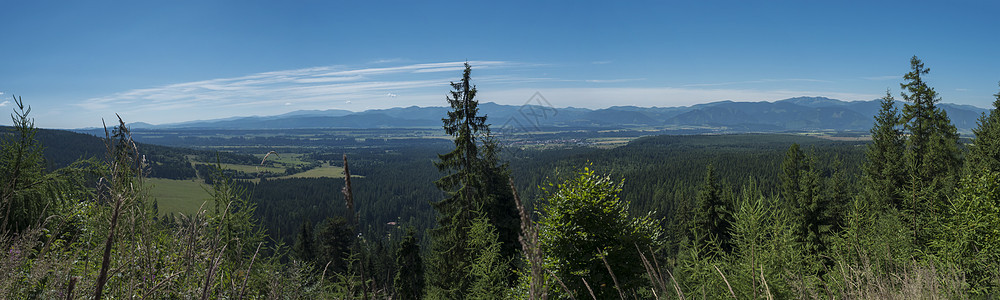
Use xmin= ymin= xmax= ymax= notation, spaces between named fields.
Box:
xmin=0 ymin=96 xmax=50 ymax=233
xmin=780 ymin=143 xmax=806 ymax=206
xmin=967 ymin=83 xmax=1000 ymax=174
xmin=898 ymin=56 xmax=961 ymax=247
xmin=863 ymin=91 xmax=905 ymax=210
xmin=315 ymin=216 xmax=353 ymax=274
xmin=780 ymin=144 xmax=832 ymax=273
xmin=292 ymin=220 xmax=316 ymax=263
xmin=691 ymin=165 xmax=731 ymax=255
xmin=426 ymin=63 xmax=521 ymax=298
xmin=394 ymin=227 xmax=424 ymax=300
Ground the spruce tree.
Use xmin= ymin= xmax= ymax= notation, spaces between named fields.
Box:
xmin=292 ymin=220 xmax=316 ymax=263
xmin=394 ymin=227 xmax=424 ymax=300
xmin=426 ymin=63 xmax=520 ymax=298
xmin=863 ymin=91 xmax=905 ymax=210
xmin=898 ymin=56 xmax=961 ymax=247
xmin=315 ymin=216 xmax=353 ymax=274
xmin=780 ymin=143 xmax=806 ymax=206
xmin=691 ymin=164 xmax=731 ymax=255
xmin=967 ymin=83 xmax=1000 ymax=174
xmin=779 ymin=144 xmax=830 ymax=273
xmin=0 ymin=96 xmax=50 ymax=233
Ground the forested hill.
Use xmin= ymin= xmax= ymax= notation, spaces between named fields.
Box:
xmin=109 ymin=96 xmax=989 ymax=132
xmin=24 ymin=126 xmax=253 ymax=180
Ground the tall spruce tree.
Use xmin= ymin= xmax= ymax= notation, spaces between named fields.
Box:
xmin=967 ymin=83 xmax=1000 ymax=174
xmin=426 ymin=63 xmax=520 ymax=298
xmin=863 ymin=91 xmax=906 ymax=210
xmin=691 ymin=165 xmax=731 ymax=255
xmin=898 ymin=56 xmax=961 ymax=247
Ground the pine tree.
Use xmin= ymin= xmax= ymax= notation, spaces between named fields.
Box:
xmin=898 ymin=56 xmax=961 ymax=247
xmin=691 ymin=164 xmax=731 ymax=256
xmin=426 ymin=63 xmax=520 ymax=298
xmin=967 ymin=83 xmax=1000 ymax=174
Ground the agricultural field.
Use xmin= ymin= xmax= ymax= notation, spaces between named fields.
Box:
xmin=278 ymin=164 xmax=347 ymax=179
xmin=145 ymin=177 xmax=213 ymax=215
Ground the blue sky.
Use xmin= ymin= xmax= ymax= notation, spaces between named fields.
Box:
xmin=2 ymin=1 xmax=998 ymax=128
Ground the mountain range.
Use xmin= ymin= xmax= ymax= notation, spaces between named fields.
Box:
xmin=120 ymin=97 xmax=991 ymax=133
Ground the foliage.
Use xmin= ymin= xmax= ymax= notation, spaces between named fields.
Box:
xmin=537 ymin=167 xmax=662 ymax=299
xmin=967 ymin=83 xmax=1000 ymax=174
xmin=727 ymin=181 xmax=780 ymax=298
xmin=467 ymin=216 xmax=510 ymax=300
xmin=940 ymin=153 xmax=1000 ymax=294
xmin=394 ymin=227 xmax=424 ymax=300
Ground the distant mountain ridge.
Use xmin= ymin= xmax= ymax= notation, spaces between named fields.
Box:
xmin=108 ymin=97 xmax=991 ymax=132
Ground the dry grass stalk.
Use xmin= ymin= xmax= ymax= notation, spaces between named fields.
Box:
xmin=760 ymin=267 xmax=773 ymax=300
xmin=238 ymin=242 xmax=264 ymax=299
xmin=547 ymin=269 xmax=578 ymax=300
xmin=598 ymin=251 xmax=626 ymax=299
xmin=714 ymin=265 xmax=736 ymax=298
xmin=202 ymin=244 xmax=229 ymax=300
xmin=637 ymin=244 xmax=685 ymax=299
xmin=65 ymin=276 xmax=77 ymax=300
xmin=580 ymin=278 xmax=597 ymax=300
xmin=141 ymin=273 xmax=179 ymax=299
xmin=249 ymin=151 xmax=278 ymax=203
xmin=509 ymin=176 xmax=548 ymax=300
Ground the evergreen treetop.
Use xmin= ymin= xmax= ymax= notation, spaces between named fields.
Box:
xmin=968 ymin=83 xmax=1000 ymax=174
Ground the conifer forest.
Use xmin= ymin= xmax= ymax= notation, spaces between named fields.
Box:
xmin=4 ymin=57 xmax=1000 ymax=299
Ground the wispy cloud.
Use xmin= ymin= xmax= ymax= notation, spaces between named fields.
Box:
xmin=584 ymin=78 xmax=645 ymax=83
xmin=74 ymin=60 xmax=881 ymax=127
xmin=591 ymin=60 xmax=613 ymax=65
xmin=0 ymin=100 xmax=9 ymax=107
xmin=861 ymin=75 xmax=898 ymax=81
xmin=683 ymin=78 xmax=832 ymax=87
xmin=371 ymin=58 xmax=406 ymax=64
xmin=78 ymin=61 xmax=518 ymax=123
